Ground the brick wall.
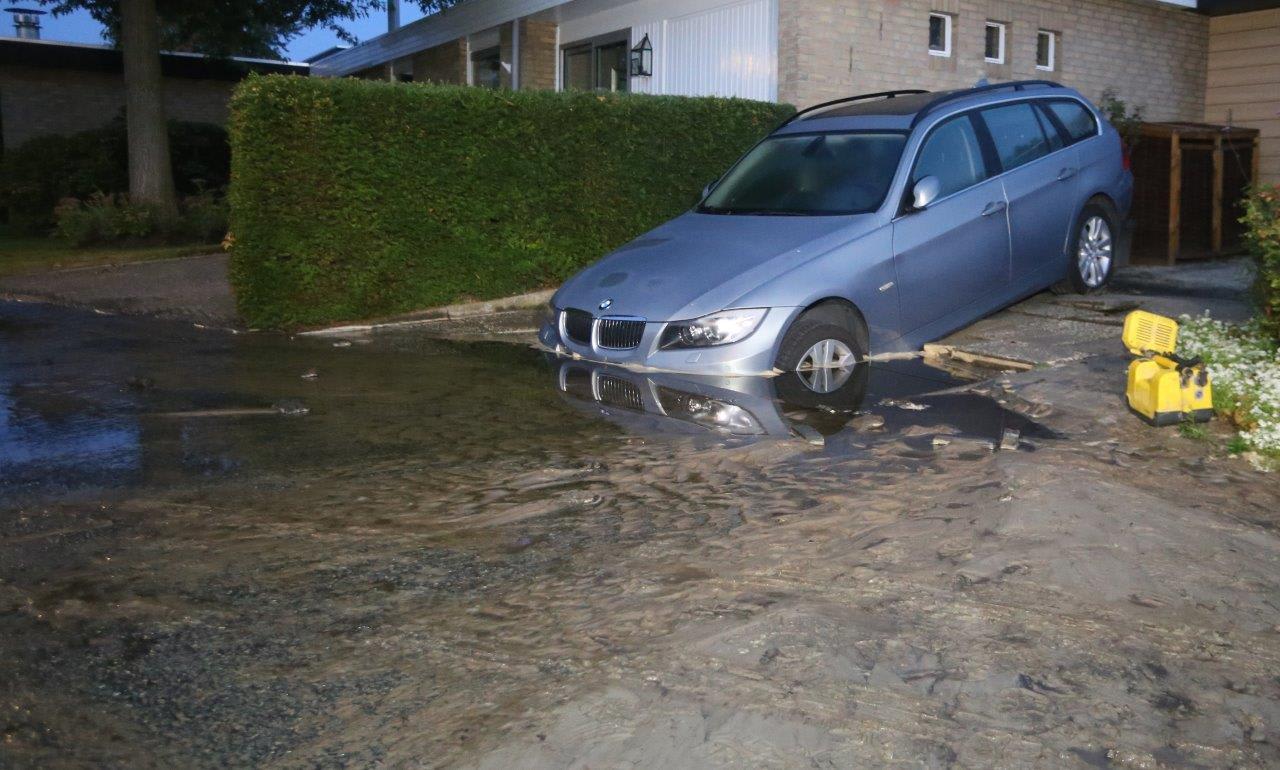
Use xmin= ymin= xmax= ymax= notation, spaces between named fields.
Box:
xmin=411 ymin=39 xmax=468 ymax=85
xmin=778 ymin=0 xmax=1207 ymax=121
xmin=519 ymin=19 xmax=558 ymax=91
xmin=0 ymin=65 xmax=234 ymax=150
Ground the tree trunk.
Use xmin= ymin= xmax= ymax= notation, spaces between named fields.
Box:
xmin=119 ymin=0 xmax=178 ymax=216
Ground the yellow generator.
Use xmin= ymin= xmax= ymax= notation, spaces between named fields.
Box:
xmin=1122 ymin=310 xmax=1213 ymax=426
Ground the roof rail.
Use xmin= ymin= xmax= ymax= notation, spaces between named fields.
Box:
xmin=909 ymin=79 xmax=1064 ymax=128
xmin=780 ymin=89 xmax=929 ymax=127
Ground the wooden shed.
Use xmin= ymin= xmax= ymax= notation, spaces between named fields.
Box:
xmin=1129 ymin=121 xmax=1260 ymax=265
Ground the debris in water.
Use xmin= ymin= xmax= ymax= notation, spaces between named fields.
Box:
xmin=301 ymin=368 xmax=319 ymax=380
xmin=849 ymin=413 xmax=885 ymax=431
xmin=1000 ymin=428 xmax=1021 ymax=451
xmin=792 ymin=424 xmax=825 ymax=446
xmin=274 ymin=399 xmax=310 ymax=416
xmin=880 ymin=398 xmax=929 ymax=411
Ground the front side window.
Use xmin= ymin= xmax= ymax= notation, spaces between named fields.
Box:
xmin=984 ymin=22 xmax=1006 ymax=64
xmin=980 ymin=102 xmax=1052 ymax=171
xmin=1036 ymin=30 xmax=1056 ymax=71
xmin=700 ymin=132 xmax=907 ymax=216
xmin=912 ymin=114 xmax=989 ymax=199
xmin=929 ymin=13 xmax=951 ymax=57
xmin=1044 ymin=100 xmax=1097 ymax=144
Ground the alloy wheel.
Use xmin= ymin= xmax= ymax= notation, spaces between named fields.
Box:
xmin=795 ymin=338 xmax=856 ymax=394
xmin=1076 ymin=215 xmax=1113 ymax=289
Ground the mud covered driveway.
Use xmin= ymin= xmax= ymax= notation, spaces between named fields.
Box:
xmin=2 ymin=300 xmax=1279 ymax=768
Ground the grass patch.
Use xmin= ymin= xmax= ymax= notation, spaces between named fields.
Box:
xmin=1178 ymin=422 xmax=1207 ymax=441
xmin=0 ymin=228 xmax=218 ymax=278
xmin=1178 ymin=314 xmax=1280 ymax=464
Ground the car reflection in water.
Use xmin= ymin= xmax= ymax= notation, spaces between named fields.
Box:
xmin=552 ymin=354 xmax=1056 ymax=450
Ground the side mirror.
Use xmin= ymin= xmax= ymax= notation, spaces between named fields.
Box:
xmin=911 ymin=176 xmax=941 ymax=211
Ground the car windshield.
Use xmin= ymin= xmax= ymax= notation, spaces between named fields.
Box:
xmin=699 ymin=132 xmax=907 ymax=216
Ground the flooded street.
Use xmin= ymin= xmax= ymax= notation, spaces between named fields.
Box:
xmin=3 ymin=301 xmax=1280 ymax=768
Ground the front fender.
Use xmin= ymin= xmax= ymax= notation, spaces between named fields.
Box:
xmin=729 ymin=225 xmax=901 ymax=352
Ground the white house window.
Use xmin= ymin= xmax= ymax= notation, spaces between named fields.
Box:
xmin=1036 ymin=30 xmax=1056 ymax=71
xmin=984 ymin=22 xmax=1006 ymax=64
xmin=928 ymin=13 xmax=952 ymax=57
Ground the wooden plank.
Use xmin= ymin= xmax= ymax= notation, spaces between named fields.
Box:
xmin=1207 ymin=47 xmax=1279 ymax=70
xmin=1169 ymin=132 xmax=1181 ymax=266
xmin=1209 ymin=28 xmax=1280 ymax=54
xmin=1205 ymin=84 xmax=1280 ymax=107
xmin=1212 ymin=135 xmax=1223 ymax=254
xmin=1208 ymin=9 xmax=1280 ymax=35
xmin=1206 ymin=64 xmax=1280 ymax=89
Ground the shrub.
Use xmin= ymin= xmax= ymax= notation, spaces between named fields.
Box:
xmin=1241 ymin=184 xmax=1280 ymax=340
xmin=53 ymin=193 xmax=163 ymax=246
xmin=52 ymin=191 xmax=226 ymax=247
xmin=228 ymin=75 xmax=794 ymax=328
xmin=0 ymin=117 xmax=230 ymax=233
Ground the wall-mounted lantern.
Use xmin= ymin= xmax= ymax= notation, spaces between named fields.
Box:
xmin=629 ymin=34 xmax=652 ymax=77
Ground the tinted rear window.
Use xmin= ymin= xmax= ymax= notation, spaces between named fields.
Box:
xmin=1044 ymin=100 xmax=1098 ymax=144
xmin=980 ymin=102 xmax=1051 ymax=171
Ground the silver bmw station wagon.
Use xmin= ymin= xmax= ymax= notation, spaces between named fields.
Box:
xmin=540 ymin=80 xmax=1132 ymax=382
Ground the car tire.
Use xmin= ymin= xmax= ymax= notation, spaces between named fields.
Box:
xmin=1052 ymin=203 xmax=1116 ymax=295
xmin=774 ymin=304 xmax=868 ymax=387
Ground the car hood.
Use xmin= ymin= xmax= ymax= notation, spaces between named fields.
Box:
xmin=553 ymin=212 xmax=877 ymax=321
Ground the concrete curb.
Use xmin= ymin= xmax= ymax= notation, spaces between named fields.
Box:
xmin=299 ymin=288 xmax=555 ymax=337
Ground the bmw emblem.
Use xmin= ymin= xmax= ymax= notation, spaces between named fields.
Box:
xmin=598 ymin=299 xmax=613 ymax=311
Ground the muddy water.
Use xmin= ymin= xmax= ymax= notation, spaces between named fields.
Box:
xmin=2 ymin=302 xmax=1279 ymax=768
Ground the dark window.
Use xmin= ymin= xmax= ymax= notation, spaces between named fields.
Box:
xmin=561 ymin=34 xmax=629 ymax=92
xmin=913 ymin=115 xmax=989 ymax=198
xmin=1045 ymin=100 xmax=1098 ymax=144
xmin=980 ymin=102 xmax=1051 ymax=171
xmin=1036 ymin=30 xmax=1055 ymax=70
xmin=984 ymin=22 xmax=1005 ymax=63
xmin=700 ymin=132 xmax=907 ymax=216
xmin=929 ymin=14 xmax=950 ymax=55
xmin=471 ymin=46 xmax=502 ymax=89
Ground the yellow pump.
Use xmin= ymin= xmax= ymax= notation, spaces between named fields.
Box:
xmin=1121 ymin=310 xmax=1213 ymax=426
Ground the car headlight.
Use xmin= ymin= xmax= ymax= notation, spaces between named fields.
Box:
xmin=659 ymin=308 xmax=767 ymax=349
xmin=656 ymin=387 xmax=764 ymax=435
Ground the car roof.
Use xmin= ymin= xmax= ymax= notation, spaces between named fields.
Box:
xmin=773 ymin=81 xmax=1083 ymax=135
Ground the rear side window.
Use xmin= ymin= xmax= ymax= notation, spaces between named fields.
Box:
xmin=1044 ymin=100 xmax=1098 ymax=144
xmin=980 ymin=102 xmax=1051 ymax=171
xmin=1033 ymin=104 xmax=1064 ymax=152
xmin=912 ymin=114 xmax=988 ymax=198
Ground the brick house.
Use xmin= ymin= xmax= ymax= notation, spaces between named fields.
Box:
xmin=0 ymin=37 xmax=307 ymax=153
xmin=313 ymin=0 xmax=1214 ymax=113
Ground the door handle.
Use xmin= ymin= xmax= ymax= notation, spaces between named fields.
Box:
xmin=1057 ymin=167 xmax=1077 ymax=181
xmin=981 ymin=200 xmax=1007 ymax=217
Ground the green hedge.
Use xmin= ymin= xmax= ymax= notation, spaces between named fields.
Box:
xmin=1242 ymin=184 xmax=1280 ymax=340
xmin=227 ymin=76 xmax=793 ymax=328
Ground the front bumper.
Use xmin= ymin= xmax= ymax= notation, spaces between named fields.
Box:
xmin=538 ymin=307 xmax=799 ymax=376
